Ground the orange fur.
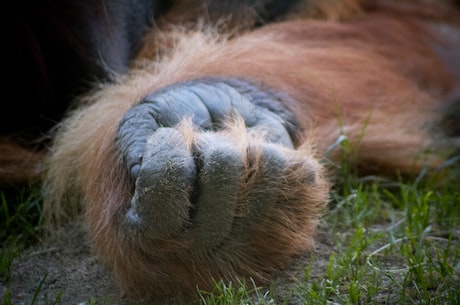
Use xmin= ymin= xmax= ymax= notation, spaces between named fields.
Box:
xmin=0 ymin=141 xmax=44 ymax=184
xmin=2 ymin=0 xmax=460 ymax=303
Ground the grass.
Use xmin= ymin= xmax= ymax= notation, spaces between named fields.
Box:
xmin=198 ymin=162 xmax=460 ymax=305
xmin=297 ymin=170 xmax=460 ymax=305
xmin=198 ymin=278 xmax=281 ymax=305
xmin=0 ymin=186 xmax=42 ymax=282
xmin=0 ymin=185 xmax=51 ymax=304
xmin=1 ymin=159 xmax=459 ymax=304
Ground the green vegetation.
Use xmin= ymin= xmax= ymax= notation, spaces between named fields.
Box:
xmin=198 ymin=278 xmax=281 ymax=305
xmin=298 ymin=169 xmax=460 ymax=305
xmin=1 ymin=162 xmax=459 ymax=304
xmin=200 ymin=161 xmax=460 ymax=305
xmin=0 ymin=186 xmax=42 ymax=282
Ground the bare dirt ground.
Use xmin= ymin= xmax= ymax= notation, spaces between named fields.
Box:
xmin=1 ymin=222 xmax=124 ymax=305
xmin=1 ymin=221 xmax=333 ymax=305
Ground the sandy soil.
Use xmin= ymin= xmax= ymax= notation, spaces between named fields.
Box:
xmin=1 ymin=221 xmax=333 ymax=305
xmin=1 ymin=223 xmax=124 ymax=305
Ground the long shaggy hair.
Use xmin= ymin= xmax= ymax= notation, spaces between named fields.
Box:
xmin=2 ymin=0 xmax=459 ymax=302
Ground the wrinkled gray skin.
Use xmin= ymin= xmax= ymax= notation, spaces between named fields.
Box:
xmin=116 ymin=78 xmax=301 ymax=243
